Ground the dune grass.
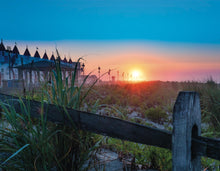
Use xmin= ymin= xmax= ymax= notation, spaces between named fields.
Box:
xmin=0 ymin=57 xmax=219 ymax=171
xmin=0 ymin=54 xmax=102 ymax=170
xmin=183 ymin=79 xmax=220 ymax=136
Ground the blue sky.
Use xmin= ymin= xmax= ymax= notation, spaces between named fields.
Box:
xmin=1 ymin=0 xmax=220 ymax=43
xmin=1 ymin=0 xmax=220 ymax=81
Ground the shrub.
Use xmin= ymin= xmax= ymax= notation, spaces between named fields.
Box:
xmin=144 ymin=107 xmax=168 ymax=124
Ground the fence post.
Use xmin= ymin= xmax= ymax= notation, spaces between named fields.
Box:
xmin=172 ymin=92 xmax=201 ymax=171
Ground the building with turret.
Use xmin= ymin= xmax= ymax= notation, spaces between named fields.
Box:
xmin=0 ymin=39 xmax=81 ymax=90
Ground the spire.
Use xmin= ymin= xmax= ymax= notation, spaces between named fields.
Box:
xmin=69 ymin=58 xmax=73 ymax=64
xmin=12 ymin=42 xmax=20 ymax=54
xmin=63 ymin=56 xmax=67 ymax=63
xmin=0 ymin=38 xmax=6 ymax=51
xmin=50 ymin=52 xmax=55 ymax=61
xmin=34 ymin=47 xmax=40 ymax=58
xmin=42 ymin=50 xmax=48 ymax=59
xmin=23 ymin=45 xmax=31 ymax=56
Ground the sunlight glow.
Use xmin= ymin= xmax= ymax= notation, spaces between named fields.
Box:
xmin=131 ymin=70 xmax=142 ymax=81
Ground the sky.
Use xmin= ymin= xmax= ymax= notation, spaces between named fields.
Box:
xmin=0 ymin=0 xmax=220 ymax=82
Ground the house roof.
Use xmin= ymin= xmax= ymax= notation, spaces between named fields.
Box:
xmin=50 ymin=53 xmax=55 ymax=61
xmin=23 ymin=46 xmax=31 ymax=56
xmin=0 ymin=39 xmax=6 ymax=51
xmin=63 ymin=57 xmax=68 ymax=63
xmin=69 ymin=58 xmax=73 ymax=64
xmin=12 ymin=44 xmax=20 ymax=54
xmin=42 ymin=51 xmax=48 ymax=60
xmin=34 ymin=50 xmax=41 ymax=58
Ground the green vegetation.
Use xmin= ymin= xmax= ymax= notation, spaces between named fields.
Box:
xmin=0 ymin=57 xmax=219 ymax=171
xmin=0 ymin=55 xmax=102 ymax=170
xmin=144 ymin=107 xmax=168 ymax=124
xmin=87 ymin=81 xmax=180 ymax=108
xmin=91 ymin=80 xmax=220 ymax=170
xmin=183 ymin=79 xmax=220 ymax=136
xmin=106 ymin=138 xmax=172 ymax=170
xmin=182 ymin=79 xmax=220 ymax=171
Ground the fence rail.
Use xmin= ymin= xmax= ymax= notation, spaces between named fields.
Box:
xmin=0 ymin=92 xmax=219 ymax=170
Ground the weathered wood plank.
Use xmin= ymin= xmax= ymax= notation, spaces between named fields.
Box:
xmin=0 ymin=93 xmax=219 ymax=161
xmin=77 ymin=110 xmax=172 ymax=149
xmin=0 ymin=93 xmax=172 ymax=149
xmin=192 ymin=136 xmax=220 ymax=161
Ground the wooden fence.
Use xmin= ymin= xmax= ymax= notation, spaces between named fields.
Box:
xmin=0 ymin=91 xmax=219 ymax=170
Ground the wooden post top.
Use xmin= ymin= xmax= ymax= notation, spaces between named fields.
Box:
xmin=172 ymin=91 xmax=201 ymax=171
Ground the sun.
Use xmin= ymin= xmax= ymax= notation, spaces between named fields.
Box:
xmin=131 ymin=70 xmax=141 ymax=81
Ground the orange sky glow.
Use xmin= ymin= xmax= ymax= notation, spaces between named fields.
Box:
xmin=4 ymin=40 xmax=220 ymax=82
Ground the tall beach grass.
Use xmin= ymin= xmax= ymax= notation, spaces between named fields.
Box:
xmin=0 ymin=52 xmax=102 ymax=170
